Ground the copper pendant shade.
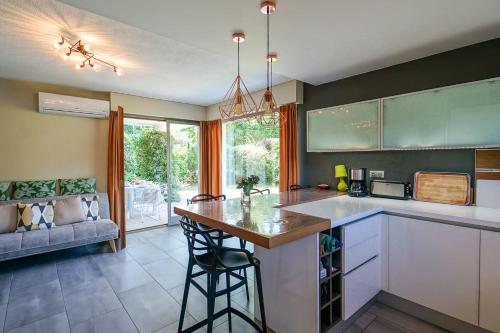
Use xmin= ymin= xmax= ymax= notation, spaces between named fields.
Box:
xmin=257 ymin=0 xmax=284 ymax=127
xmin=219 ymin=32 xmax=258 ymax=121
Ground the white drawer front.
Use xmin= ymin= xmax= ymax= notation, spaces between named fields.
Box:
xmin=343 ymin=256 xmax=381 ymax=320
xmin=343 ymin=234 xmax=380 ymax=273
xmin=343 ymin=215 xmax=381 ymax=248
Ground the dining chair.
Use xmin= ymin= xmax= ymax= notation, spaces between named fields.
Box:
xmin=178 ymin=216 xmax=267 ymax=333
xmin=250 ymin=188 xmax=271 ymax=195
xmin=187 ymin=193 xmax=226 ymax=205
xmin=289 ymin=184 xmax=312 ymax=191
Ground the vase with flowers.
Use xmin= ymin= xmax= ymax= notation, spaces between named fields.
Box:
xmin=236 ymin=175 xmax=260 ymax=206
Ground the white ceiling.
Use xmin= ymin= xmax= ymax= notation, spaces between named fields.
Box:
xmin=1 ymin=0 xmax=499 ymax=106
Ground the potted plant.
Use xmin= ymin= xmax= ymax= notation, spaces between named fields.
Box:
xmin=236 ymin=175 xmax=260 ymax=206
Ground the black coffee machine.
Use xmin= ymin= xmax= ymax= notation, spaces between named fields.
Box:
xmin=349 ymin=168 xmax=368 ymax=197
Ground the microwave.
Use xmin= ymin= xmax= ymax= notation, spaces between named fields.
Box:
xmin=370 ymin=180 xmax=412 ymax=200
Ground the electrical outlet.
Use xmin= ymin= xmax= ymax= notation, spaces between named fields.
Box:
xmin=369 ymin=170 xmax=384 ymax=179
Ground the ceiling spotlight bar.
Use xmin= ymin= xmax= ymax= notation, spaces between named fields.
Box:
xmin=53 ymin=35 xmax=122 ymax=75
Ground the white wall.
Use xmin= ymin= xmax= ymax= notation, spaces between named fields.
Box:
xmin=206 ymin=80 xmax=303 ymax=120
xmin=110 ymin=92 xmax=206 ymax=121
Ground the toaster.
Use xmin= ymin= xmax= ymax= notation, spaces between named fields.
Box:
xmin=370 ymin=180 xmax=412 ymax=200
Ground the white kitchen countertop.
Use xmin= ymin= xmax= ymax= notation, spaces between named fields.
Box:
xmin=282 ymin=195 xmax=500 ymax=231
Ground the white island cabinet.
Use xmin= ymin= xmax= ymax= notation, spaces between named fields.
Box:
xmin=480 ymin=230 xmax=500 ymax=332
xmin=388 ymin=216 xmax=480 ymax=325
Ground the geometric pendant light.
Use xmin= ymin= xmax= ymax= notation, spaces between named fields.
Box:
xmin=219 ymin=32 xmax=258 ymax=121
xmin=257 ymin=0 xmax=284 ymax=127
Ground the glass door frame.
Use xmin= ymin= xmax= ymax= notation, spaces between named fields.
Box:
xmin=124 ymin=113 xmax=200 ymax=227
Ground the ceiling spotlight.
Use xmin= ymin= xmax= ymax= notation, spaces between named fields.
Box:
xmin=93 ymin=64 xmax=102 ymax=72
xmin=52 ymin=36 xmax=65 ymax=50
xmin=260 ymin=0 xmax=276 ymax=14
xmin=114 ymin=67 xmax=123 ymax=76
xmin=83 ymin=43 xmax=91 ymax=52
xmin=232 ymin=32 xmax=246 ymax=43
xmin=75 ymin=63 xmax=85 ymax=70
xmin=267 ymin=52 xmax=278 ymax=62
xmin=60 ymin=50 xmax=69 ymax=61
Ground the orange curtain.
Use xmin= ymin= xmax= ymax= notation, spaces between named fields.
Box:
xmin=199 ymin=119 xmax=222 ymax=196
xmin=279 ymin=103 xmax=299 ymax=192
xmin=107 ymin=106 xmax=125 ymax=248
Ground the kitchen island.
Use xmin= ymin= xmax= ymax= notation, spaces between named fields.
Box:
xmin=174 ymin=190 xmax=500 ymax=333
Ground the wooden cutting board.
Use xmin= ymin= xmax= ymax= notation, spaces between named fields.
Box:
xmin=414 ymin=172 xmax=471 ymax=205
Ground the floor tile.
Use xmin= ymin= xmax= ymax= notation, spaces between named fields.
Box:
xmin=0 ymin=303 xmax=7 ymax=331
xmin=143 ymin=257 xmax=187 ymax=290
xmin=213 ymin=314 xmax=261 ymax=333
xmin=5 ymin=312 xmax=70 ymax=333
xmin=155 ymin=314 xmax=206 ymax=333
xmin=126 ymin=242 xmax=170 ymax=265
xmin=148 ymin=234 xmax=186 ymax=252
xmin=5 ymin=279 xmax=65 ymax=330
xmin=90 ymin=247 xmax=134 ymax=269
xmin=101 ymin=260 xmax=154 ymax=293
xmin=367 ymin=303 xmax=447 ymax=333
xmin=10 ymin=259 xmax=58 ymax=294
xmin=0 ymin=272 xmax=12 ymax=305
xmin=70 ymin=308 xmax=138 ymax=333
xmin=57 ymin=257 xmax=104 ymax=296
xmin=364 ymin=318 xmax=408 ymax=333
xmin=119 ymin=281 xmax=182 ymax=333
xmin=64 ymin=278 xmax=122 ymax=325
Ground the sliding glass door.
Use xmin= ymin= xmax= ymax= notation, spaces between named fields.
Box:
xmin=169 ymin=123 xmax=199 ymax=224
xmin=123 ymin=117 xmax=199 ymax=230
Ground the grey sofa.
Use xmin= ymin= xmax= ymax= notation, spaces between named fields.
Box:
xmin=0 ymin=192 xmax=119 ymax=262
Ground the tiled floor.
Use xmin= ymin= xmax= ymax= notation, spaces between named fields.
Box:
xmin=0 ymin=226 xmax=447 ymax=333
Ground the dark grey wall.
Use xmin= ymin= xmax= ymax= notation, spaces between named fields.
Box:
xmin=299 ymin=38 xmax=500 ymax=187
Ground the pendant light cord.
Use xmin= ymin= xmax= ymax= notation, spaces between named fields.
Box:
xmin=237 ymin=39 xmax=240 ymax=77
xmin=266 ymin=7 xmax=270 ymax=89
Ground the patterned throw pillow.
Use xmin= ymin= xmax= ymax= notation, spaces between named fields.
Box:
xmin=81 ymin=195 xmax=100 ymax=221
xmin=60 ymin=178 xmax=97 ymax=195
xmin=0 ymin=182 xmax=10 ymax=201
xmin=13 ymin=180 xmax=57 ymax=199
xmin=17 ymin=201 xmax=56 ymax=231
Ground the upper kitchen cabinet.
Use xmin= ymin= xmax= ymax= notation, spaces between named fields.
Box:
xmin=383 ymin=78 xmax=500 ymax=149
xmin=307 ymin=100 xmax=379 ymax=152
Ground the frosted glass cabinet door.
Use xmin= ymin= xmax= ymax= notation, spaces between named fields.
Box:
xmin=383 ymin=79 xmax=500 ymax=149
xmin=307 ymin=100 xmax=379 ymax=151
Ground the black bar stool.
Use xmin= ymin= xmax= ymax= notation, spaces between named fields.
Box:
xmin=178 ymin=216 xmax=267 ymax=333
xmin=187 ymin=193 xmax=250 ymax=301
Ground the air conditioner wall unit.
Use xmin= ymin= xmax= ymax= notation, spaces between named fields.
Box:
xmin=38 ymin=92 xmax=110 ymax=119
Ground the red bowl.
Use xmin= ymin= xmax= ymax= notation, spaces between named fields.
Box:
xmin=317 ymin=184 xmax=330 ymax=190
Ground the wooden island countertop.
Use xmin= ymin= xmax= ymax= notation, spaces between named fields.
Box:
xmin=173 ymin=189 xmax=344 ymax=249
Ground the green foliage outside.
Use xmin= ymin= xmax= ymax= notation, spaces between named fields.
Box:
xmin=124 ymin=123 xmax=199 ymax=203
xmin=225 ymin=118 xmax=279 ymax=189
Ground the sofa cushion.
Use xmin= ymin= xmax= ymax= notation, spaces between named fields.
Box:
xmin=49 ymin=224 xmax=75 ymax=245
xmin=95 ymin=219 xmax=119 ymax=238
xmin=81 ymin=195 xmax=100 ymax=221
xmin=54 ymin=196 xmax=85 ymax=226
xmin=22 ymin=229 xmax=49 ymax=249
xmin=17 ymin=201 xmax=56 ymax=231
xmin=59 ymin=178 xmax=97 ymax=196
xmin=73 ymin=221 xmax=97 ymax=240
xmin=0 ymin=204 xmax=17 ymax=234
xmin=12 ymin=180 xmax=57 ymax=199
xmin=0 ymin=232 xmax=22 ymax=253
xmin=0 ymin=182 xmax=10 ymax=201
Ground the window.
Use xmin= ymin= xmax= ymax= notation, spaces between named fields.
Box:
xmin=223 ymin=118 xmax=280 ymax=198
